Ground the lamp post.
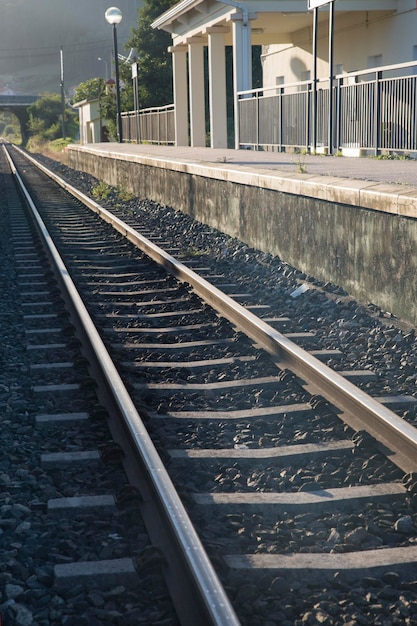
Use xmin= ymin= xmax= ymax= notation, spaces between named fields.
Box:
xmin=105 ymin=7 xmax=123 ymax=143
xmin=60 ymin=47 xmax=65 ymax=139
xmin=98 ymin=57 xmax=109 ymax=80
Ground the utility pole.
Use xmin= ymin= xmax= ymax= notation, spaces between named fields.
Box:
xmin=60 ymin=47 xmax=65 ymax=138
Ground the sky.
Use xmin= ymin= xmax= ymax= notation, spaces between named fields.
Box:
xmin=0 ymin=0 xmax=143 ymax=96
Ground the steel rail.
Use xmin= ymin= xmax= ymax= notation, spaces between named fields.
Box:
xmin=4 ymin=145 xmax=241 ymax=626
xmin=12 ymin=147 xmax=417 ymax=471
xmin=13 ymin=145 xmax=417 ymax=473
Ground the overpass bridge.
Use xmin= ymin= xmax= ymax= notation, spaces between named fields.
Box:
xmin=0 ymin=95 xmax=40 ymax=143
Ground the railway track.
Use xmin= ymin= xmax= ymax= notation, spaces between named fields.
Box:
xmin=2 ymin=142 xmax=417 ymax=625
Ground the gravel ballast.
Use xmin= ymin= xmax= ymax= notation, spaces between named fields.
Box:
xmin=3 ymin=150 xmax=417 ymax=625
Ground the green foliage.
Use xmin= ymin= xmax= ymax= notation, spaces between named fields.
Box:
xmin=71 ymin=77 xmax=121 ymax=139
xmin=100 ymin=90 xmax=118 ymax=141
xmin=48 ymin=137 xmax=73 ymax=152
xmin=71 ymin=76 xmax=132 ymax=141
xmin=72 ymin=78 xmax=106 ymax=104
xmin=180 ymin=247 xmax=209 ymax=259
xmin=118 ymin=187 xmax=135 ymax=202
xmin=28 ymin=93 xmax=77 ymax=142
xmin=126 ymin=0 xmax=177 ymax=109
xmin=92 ymin=181 xmax=113 ymax=200
xmin=371 ymin=152 xmax=410 ymax=161
xmin=119 ymin=63 xmax=135 ymax=113
xmin=296 ymin=158 xmax=307 ymax=174
xmin=0 ymin=112 xmax=21 ymax=142
xmin=91 ymin=181 xmax=136 ymax=205
xmin=95 ymin=81 xmax=133 ymax=141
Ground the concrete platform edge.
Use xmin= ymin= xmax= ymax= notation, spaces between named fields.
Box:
xmin=67 ymin=144 xmax=417 ymax=219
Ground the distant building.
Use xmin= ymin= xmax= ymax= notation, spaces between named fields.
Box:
xmin=73 ymin=97 xmax=109 ymax=144
xmin=73 ymin=79 xmax=116 ymax=144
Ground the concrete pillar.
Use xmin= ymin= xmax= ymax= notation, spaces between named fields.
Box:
xmin=231 ymin=12 xmax=253 ymax=149
xmin=188 ymin=37 xmax=206 ymax=147
xmin=13 ymin=108 xmax=30 ymax=145
xmin=169 ymin=45 xmax=189 ymax=146
xmin=207 ymin=27 xmax=229 ymax=149
xmin=78 ymin=107 xmax=85 ymax=144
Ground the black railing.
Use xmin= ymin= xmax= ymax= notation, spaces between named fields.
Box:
xmin=122 ymin=104 xmax=175 ymax=145
xmin=238 ymin=61 xmax=417 ymax=155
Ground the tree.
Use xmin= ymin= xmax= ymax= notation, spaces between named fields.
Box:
xmin=126 ymin=0 xmax=177 ymax=109
xmin=27 ymin=93 xmax=77 ymax=141
xmin=126 ymin=1 xmax=260 ymax=144
xmin=72 ymin=78 xmax=106 ymax=104
xmin=0 ymin=112 xmax=21 ymax=143
xmin=71 ymin=76 xmax=125 ymax=142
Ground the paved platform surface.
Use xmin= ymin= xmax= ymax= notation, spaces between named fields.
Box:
xmin=76 ymin=143 xmax=417 ymax=188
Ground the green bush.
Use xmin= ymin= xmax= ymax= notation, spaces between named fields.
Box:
xmin=28 ymin=93 xmax=77 ymax=143
xmin=92 ymin=181 xmax=113 ymax=200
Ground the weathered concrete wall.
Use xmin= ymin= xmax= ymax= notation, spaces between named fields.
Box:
xmin=67 ymin=146 xmax=417 ymax=327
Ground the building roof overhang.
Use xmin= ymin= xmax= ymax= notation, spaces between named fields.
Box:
xmin=152 ymin=0 xmax=398 ymax=46
xmin=72 ymin=97 xmax=100 ymax=109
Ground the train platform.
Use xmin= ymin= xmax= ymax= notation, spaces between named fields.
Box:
xmin=65 ymin=141 xmax=417 ymax=326
xmin=71 ymin=142 xmax=417 ymax=189
xmin=68 ymin=141 xmax=417 ymax=220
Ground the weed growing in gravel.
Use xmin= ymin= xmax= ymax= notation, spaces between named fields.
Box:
xmin=118 ymin=187 xmax=135 ymax=202
xmin=92 ymin=181 xmax=112 ymax=200
xmin=92 ymin=182 xmax=135 ymax=204
xmin=180 ymin=247 xmax=209 ymax=258
xmin=371 ymin=152 xmax=411 ymax=160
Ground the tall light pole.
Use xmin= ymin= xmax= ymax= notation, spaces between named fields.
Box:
xmin=98 ymin=57 xmax=109 ymax=80
xmin=105 ymin=7 xmax=123 ymax=143
xmin=60 ymin=46 xmax=65 ymax=138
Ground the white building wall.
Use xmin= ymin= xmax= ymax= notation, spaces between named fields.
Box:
xmin=262 ymin=2 xmax=417 ymax=88
xmin=74 ymin=100 xmax=102 ymax=144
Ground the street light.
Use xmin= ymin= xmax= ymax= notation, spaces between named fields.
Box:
xmin=98 ymin=57 xmax=109 ymax=80
xmin=105 ymin=6 xmax=123 ymax=143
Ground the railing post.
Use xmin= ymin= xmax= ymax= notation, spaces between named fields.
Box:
xmin=122 ymin=59 xmax=417 ymax=151
xmin=279 ymin=87 xmax=284 ymax=151
xmin=307 ymin=84 xmax=311 ymax=153
xmin=256 ymin=91 xmax=260 ymax=150
xmin=312 ymin=6 xmax=318 ymax=153
xmin=374 ymin=70 xmax=382 ymax=156
xmin=135 ymin=109 xmax=140 ymax=144
xmin=335 ymin=77 xmax=342 ymax=153
xmin=236 ymin=94 xmax=241 ymax=148
xmin=328 ymin=0 xmax=335 ymax=154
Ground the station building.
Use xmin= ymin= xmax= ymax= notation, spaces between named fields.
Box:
xmin=152 ymin=0 xmax=417 ymax=152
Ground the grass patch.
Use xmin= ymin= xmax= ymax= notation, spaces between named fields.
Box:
xmin=117 ymin=187 xmax=135 ymax=202
xmin=91 ymin=181 xmax=113 ymax=200
xmin=296 ymin=157 xmax=307 ymax=174
xmin=179 ymin=247 xmax=209 ymax=259
xmin=27 ymin=137 xmax=73 ymax=164
xmin=371 ymin=152 xmax=411 ymax=161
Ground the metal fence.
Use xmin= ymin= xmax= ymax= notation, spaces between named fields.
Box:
xmin=238 ymin=60 xmax=417 ymax=154
xmin=122 ymin=104 xmax=175 ymax=144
